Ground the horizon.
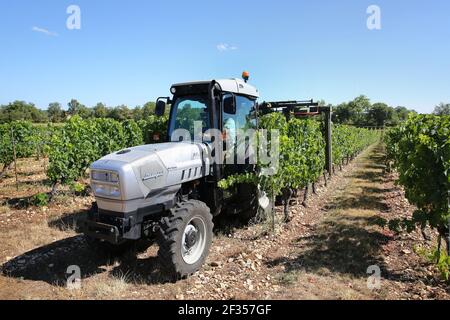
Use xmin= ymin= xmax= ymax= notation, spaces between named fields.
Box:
xmin=0 ymin=1 xmax=449 ymax=113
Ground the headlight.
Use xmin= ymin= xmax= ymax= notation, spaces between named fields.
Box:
xmin=92 ymin=183 xmax=121 ymax=198
xmin=109 ymin=172 xmax=119 ymax=183
xmin=91 ymin=170 xmax=121 ymax=198
xmin=91 ymin=170 xmax=119 ymax=183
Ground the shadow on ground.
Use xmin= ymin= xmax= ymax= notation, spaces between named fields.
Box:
xmin=266 ymin=215 xmax=391 ymax=278
xmin=1 ymin=209 xmax=176 ymax=286
xmin=3 ymin=195 xmax=38 ymax=209
xmin=324 ymin=193 xmax=390 ymax=212
xmin=0 ymin=234 xmax=175 ymax=286
xmin=47 ymin=211 xmax=87 ymax=233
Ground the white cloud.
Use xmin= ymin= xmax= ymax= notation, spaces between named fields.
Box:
xmin=216 ymin=43 xmax=238 ymax=52
xmin=32 ymin=26 xmax=58 ymax=37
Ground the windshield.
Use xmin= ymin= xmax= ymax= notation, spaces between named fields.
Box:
xmin=168 ymin=95 xmax=210 ymax=141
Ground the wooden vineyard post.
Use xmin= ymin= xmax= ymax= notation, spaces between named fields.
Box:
xmin=323 ymin=106 xmax=333 ymax=177
xmin=271 ymin=182 xmax=275 ymax=233
xmin=10 ymin=127 xmax=19 ymax=191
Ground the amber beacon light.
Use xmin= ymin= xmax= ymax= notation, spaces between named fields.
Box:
xmin=242 ymin=71 xmax=250 ymax=82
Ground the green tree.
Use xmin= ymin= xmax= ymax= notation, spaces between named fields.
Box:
xmin=78 ymin=105 xmax=93 ymax=119
xmin=367 ymin=103 xmax=394 ymax=127
xmin=47 ymin=102 xmax=64 ymax=122
xmin=434 ymin=103 xmax=450 ymax=116
xmin=0 ymin=101 xmax=47 ymax=123
xmin=108 ymin=105 xmax=131 ymax=121
xmin=394 ymin=106 xmax=412 ymax=122
xmin=67 ymin=99 xmax=84 ymax=116
xmin=142 ymin=102 xmax=156 ymax=118
xmin=132 ymin=106 xmax=143 ymax=121
xmin=332 ymin=97 xmax=416 ymax=126
xmin=332 ymin=96 xmax=371 ymax=125
xmin=348 ymin=95 xmax=371 ymax=125
xmin=332 ymin=103 xmax=352 ymax=124
xmin=93 ymin=103 xmax=108 ymax=118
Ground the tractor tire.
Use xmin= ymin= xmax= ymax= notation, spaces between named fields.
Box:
xmin=157 ymin=200 xmax=213 ymax=279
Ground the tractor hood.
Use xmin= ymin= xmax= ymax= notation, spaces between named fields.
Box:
xmin=90 ymin=142 xmax=210 ymax=202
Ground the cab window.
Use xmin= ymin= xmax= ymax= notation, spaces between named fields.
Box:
xmin=222 ymin=95 xmax=257 ymax=145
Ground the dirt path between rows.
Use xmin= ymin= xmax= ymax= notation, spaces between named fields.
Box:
xmin=0 ymin=144 xmax=449 ymax=300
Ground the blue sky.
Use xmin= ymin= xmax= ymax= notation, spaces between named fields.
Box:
xmin=0 ymin=0 xmax=449 ymax=113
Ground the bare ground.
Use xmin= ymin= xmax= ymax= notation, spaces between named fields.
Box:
xmin=0 ymin=144 xmax=449 ymax=300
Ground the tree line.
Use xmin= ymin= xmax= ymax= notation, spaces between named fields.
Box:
xmin=0 ymin=99 xmax=157 ymax=124
xmin=0 ymin=96 xmax=448 ymax=125
xmin=329 ymin=95 xmax=448 ymax=127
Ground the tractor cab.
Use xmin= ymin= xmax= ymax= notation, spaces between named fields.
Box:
xmin=155 ymin=75 xmax=259 ymax=145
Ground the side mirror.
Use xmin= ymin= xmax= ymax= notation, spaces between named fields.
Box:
xmin=155 ymin=100 xmax=166 ymax=117
xmin=223 ymin=95 xmax=236 ymax=115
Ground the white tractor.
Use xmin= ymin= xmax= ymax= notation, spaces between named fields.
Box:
xmin=83 ymin=74 xmax=262 ymax=278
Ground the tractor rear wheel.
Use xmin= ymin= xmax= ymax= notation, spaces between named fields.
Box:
xmin=157 ymin=200 xmax=213 ymax=279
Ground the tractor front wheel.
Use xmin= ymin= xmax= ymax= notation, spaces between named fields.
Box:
xmin=157 ymin=200 xmax=213 ymax=279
